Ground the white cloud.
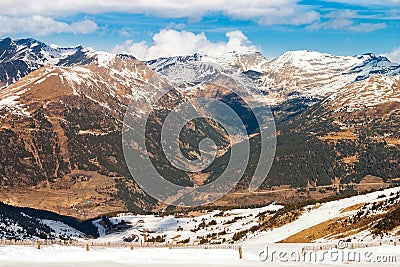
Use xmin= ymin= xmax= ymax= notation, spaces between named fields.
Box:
xmin=0 ymin=1 xmax=392 ymax=35
xmin=307 ymin=10 xmax=387 ymax=32
xmin=322 ymin=0 xmax=400 ymax=7
xmin=165 ymin=22 xmax=186 ymax=30
xmin=0 ymin=0 xmax=319 ymax=26
xmin=383 ymin=47 xmax=400 ymax=63
xmin=118 ymin=29 xmax=131 ymax=38
xmin=112 ymin=29 xmax=258 ymax=60
xmin=0 ymin=1 xmax=298 ymax=16
xmin=70 ymin=20 xmax=98 ymax=34
xmin=308 ymin=20 xmax=387 ymax=32
xmin=258 ymin=9 xmax=320 ymax=26
xmin=0 ymin=15 xmax=98 ymax=36
xmin=347 ymin=23 xmax=387 ymax=32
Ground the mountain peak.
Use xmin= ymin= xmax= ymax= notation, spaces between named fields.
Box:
xmin=356 ymin=53 xmax=390 ymax=62
xmin=347 ymin=53 xmax=400 ymax=81
xmin=269 ymin=50 xmax=357 ymax=72
xmin=0 ymin=38 xmax=96 ymax=88
xmin=280 ymin=49 xmax=328 ymax=57
xmin=15 ymin=37 xmax=43 ymax=45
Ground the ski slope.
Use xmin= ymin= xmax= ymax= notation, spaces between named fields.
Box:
xmin=93 ymin=204 xmax=283 ymax=245
xmin=244 ymin=186 xmax=400 ymax=246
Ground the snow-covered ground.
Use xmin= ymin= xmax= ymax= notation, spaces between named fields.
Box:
xmin=93 ymin=204 xmax=283 ymax=245
xmin=0 ymin=244 xmax=399 ymax=266
xmin=40 ymin=219 xmax=85 ymax=239
xmin=244 ymin=186 xmax=400 ymax=247
xmin=91 ymin=186 xmax=400 ymax=247
xmin=0 ymin=245 xmax=246 ymax=267
xmin=91 ymin=186 xmax=400 ymax=259
xmin=1 ymin=187 xmax=400 ymax=266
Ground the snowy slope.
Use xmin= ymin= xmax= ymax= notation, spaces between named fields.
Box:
xmin=147 ymin=53 xmax=223 ymax=86
xmin=93 ymin=188 xmax=400 ymax=247
xmin=146 ymin=51 xmax=275 ymax=105
xmin=258 ymin=51 xmax=400 ymax=103
xmin=93 ymin=204 xmax=283 ymax=245
xmin=148 ymin=50 xmax=400 ymax=106
xmin=0 ymin=53 xmax=154 ymax=119
xmin=347 ymin=53 xmax=400 ymax=81
xmin=147 ymin=51 xmax=269 ymax=75
xmin=316 ymin=191 xmax=400 ymax=243
xmin=324 ymin=74 xmax=400 ymax=112
xmin=0 ymin=37 xmax=93 ymax=87
xmin=0 ymin=217 xmax=28 ymax=240
xmin=0 ymin=206 xmax=84 ymax=241
xmin=244 ymin=186 xmax=400 ymax=246
xmin=40 ymin=219 xmax=85 ymax=239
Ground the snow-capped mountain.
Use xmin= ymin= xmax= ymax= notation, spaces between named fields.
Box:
xmin=147 ymin=53 xmax=223 ymax=86
xmin=0 ymin=37 xmax=399 ymax=220
xmin=347 ymin=53 xmax=400 ymax=81
xmin=0 ymin=37 xmax=95 ymax=88
xmin=2 ymin=36 xmax=398 ymax=108
xmin=146 ymin=51 xmax=274 ymax=106
xmin=0 ymin=53 xmax=154 ymax=120
xmin=326 ymin=74 xmax=400 ymax=112
xmin=147 ymin=51 xmax=269 ymax=74
xmin=260 ymin=51 xmax=399 ymax=103
xmin=147 ymin=50 xmax=400 ymax=106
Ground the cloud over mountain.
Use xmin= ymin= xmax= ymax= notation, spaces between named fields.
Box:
xmin=384 ymin=47 xmax=400 ymax=63
xmin=113 ymin=29 xmax=259 ymax=60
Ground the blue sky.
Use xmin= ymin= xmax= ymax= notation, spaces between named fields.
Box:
xmin=0 ymin=0 xmax=399 ymax=61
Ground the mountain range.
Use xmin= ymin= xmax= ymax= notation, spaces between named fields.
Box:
xmin=0 ymin=37 xmax=399 ymax=220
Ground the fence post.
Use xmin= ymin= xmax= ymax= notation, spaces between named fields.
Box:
xmin=238 ymin=246 xmax=243 ymax=260
xmin=130 ymin=243 xmax=134 ymax=250
xmin=86 ymin=244 xmax=90 ymax=251
xmin=37 ymin=240 xmax=41 ymax=250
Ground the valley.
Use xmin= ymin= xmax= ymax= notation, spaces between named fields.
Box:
xmin=0 ymin=37 xmax=398 ymax=250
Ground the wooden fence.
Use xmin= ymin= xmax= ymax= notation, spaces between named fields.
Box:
xmin=1 ymin=238 xmax=397 ymax=252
